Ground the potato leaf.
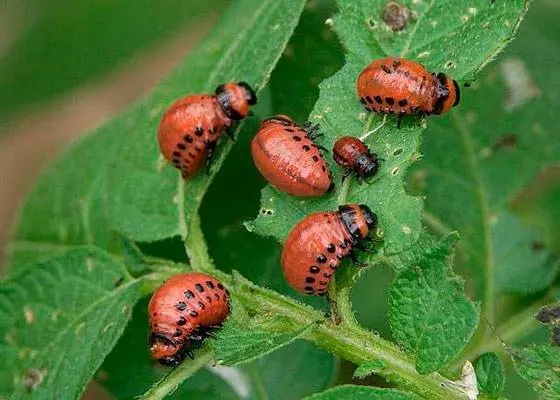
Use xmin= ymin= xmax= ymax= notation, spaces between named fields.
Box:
xmin=6 ymin=0 xmax=307 ymax=271
xmin=388 ymin=233 xmax=479 ymax=374
xmin=247 ymin=0 xmax=532 ymax=262
xmin=0 ymin=249 xmax=141 ymax=399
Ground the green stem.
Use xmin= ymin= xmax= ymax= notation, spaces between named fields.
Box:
xmin=244 ymin=363 xmax=270 ymax=400
xmin=149 ymin=217 xmax=469 ymax=400
xmin=139 ymin=345 xmax=214 ymax=400
xmin=232 ymin=280 xmax=466 ymax=400
xmin=184 ymin=214 xmax=215 ymax=273
xmin=449 ymin=294 xmax=550 ymax=372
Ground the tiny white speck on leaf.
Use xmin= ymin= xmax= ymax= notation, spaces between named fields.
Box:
xmin=417 ymin=51 xmax=430 ymax=58
xmin=325 ymin=18 xmax=334 ymax=26
xmin=480 ymin=147 xmax=492 ymax=158
xmin=103 ymin=323 xmax=115 ymax=334
xmin=468 ymin=7 xmax=477 ymax=15
xmin=23 ymin=307 xmax=34 ymax=324
xmin=75 ymin=322 xmax=86 ymax=335
xmin=271 ymin=23 xmax=281 ymax=31
xmin=401 ymin=225 xmax=411 ymax=235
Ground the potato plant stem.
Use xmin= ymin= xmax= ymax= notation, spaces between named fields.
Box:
xmin=147 ymin=221 xmax=468 ymax=400
xmin=231 ymin=276 xmax=467 ymax=400
xmin=140 ymin=345 xmax=214 ymax=400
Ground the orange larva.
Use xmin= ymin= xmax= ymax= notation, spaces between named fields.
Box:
xmin=333 ymin=136 xmax=380 ymax=181
xmin=158 ymin=82 xmax=256 ymax=179
xmin=357 ymin=57 xmax=460 ymax=120
xmin=148 ymin=272 xmax=230 ymax=365
xmin=281 ymin=204 xmax=377 ymax=295
xmin=251 ymin=115 xmax=333 ymax=197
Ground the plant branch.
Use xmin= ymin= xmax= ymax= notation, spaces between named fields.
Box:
xmin=231 ymin=276 xmax=467 ymax=400
xmin=139 ymin=345 xmax=214 ymax=400
xmin=184 ymin=214 xmax=215 ymax=273
xmin=150 ymin=215 xmax=469 ymax=400
xmin=449 ymin=292 xmax=551 ymax=372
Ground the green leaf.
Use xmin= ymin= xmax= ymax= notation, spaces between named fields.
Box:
xmin=411 ymin=0 xmax=557 ymax=307
xmin=511 ymin=164 xmax=560 ymax=255
xmin=100 ymin=300 xmax=239 ymax=400
xmin=512 ymin=344 xmax=560 ymax=400
xmin=213 ymin=315 xmax=314 ymax=366
xmin=353 ymin=360 xmax=386 ymax=379
xmin=388 ymin=233 xmax=479 ymax=374
xmin=105 ymin=0 xmax=307 ymax=244
xmin=101 ymin=300 xmax=334 ymax=400
xmin=475 ymin=352 xmax=505 ymax=397
xmin=269 ymin=1 xmax=344 ymax=123
xmin=6 ymin=0 xmax=307 ymax=271
xmin=247 ymin=0 xmax=533 ymax=264
xmin=304 ymin=385 xmax=419 ymax=400
xmin=0 ymin=0 xmax=227 ymax=123
xmin=494 ymin=213 xmax=558 ymax=294
xmin=0 ymin=248 xmax=141 ymax=399
xmin=243 ymin=340 xmax=336 ymax=400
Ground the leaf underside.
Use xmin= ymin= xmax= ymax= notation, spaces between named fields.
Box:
xmin=0 ymin=249 xmax=140 ymax=399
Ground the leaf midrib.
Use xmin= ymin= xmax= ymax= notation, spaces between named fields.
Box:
xmin=450 ymin=111 xmax=495 ymax=324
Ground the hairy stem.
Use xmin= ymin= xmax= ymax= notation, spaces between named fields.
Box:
xmin=140 ymin=345 xmax=214 ymax=400
xmin=185 ymin=214 xmax=215 ymax=273
xmin=449 ymin=293 xmax=550 ymax=372
xmin=230 ymin=276 xmax=466 ymax=400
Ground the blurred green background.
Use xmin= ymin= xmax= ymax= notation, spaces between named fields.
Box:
xmin=1 ymin=0 xmax=558 ymax=399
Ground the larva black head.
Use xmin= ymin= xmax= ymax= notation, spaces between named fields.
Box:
xmin=215 ymin=82 xmax=257 ymax=120
xmin=338 ymin=203 xmax=377 ymax=240
xmin=359 ymin=204 xmax=378 ymax=230
xmin=452 ymin=79 xmax=460 ymax=106
xmin=150 ymin=332 xmax=184 ymax=366
xmin=433 ymin=72 xmax=460 ymax=115
xmin=355 ymin=154 xmax=379 ymax=179
xmin=238 ymin=81 xmax=257 ymax=105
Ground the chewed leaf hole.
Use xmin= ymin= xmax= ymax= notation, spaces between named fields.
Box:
xmin=391 ymin=166 xmax=400 ymax=176
xmin=260 ymin=208 xmax=274 ymax=216
xmin=366 ymin=17 xmax=376 ymax=29
xmin=393 ymin=148 xmax=403 ymax=156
